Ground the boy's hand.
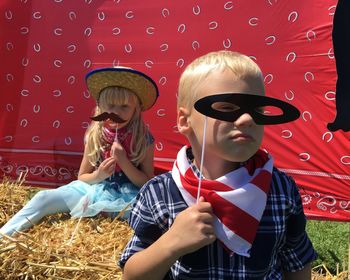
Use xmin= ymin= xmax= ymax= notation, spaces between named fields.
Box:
xmin=95 ymin=156 xmax=117 ymax=180
xmin=166 ymin=196 xmax=216 ymax=256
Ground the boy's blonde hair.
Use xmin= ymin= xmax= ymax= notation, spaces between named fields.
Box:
xmin=84 ymin=87 xmax=148 ymax=167
xmin=177 ymin=50 xmax=265 ymax=110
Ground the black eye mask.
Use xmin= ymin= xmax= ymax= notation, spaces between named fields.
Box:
xmin=194 ymin=93 xmax=300 ymax=125
xmin=90 ymin=112 xmax=126 ymax=123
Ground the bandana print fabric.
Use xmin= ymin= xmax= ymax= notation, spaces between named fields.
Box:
xmin=172 ymin=146 xmax=273 ymax=257
xmin=101 ymin=126 xmax=132 ymax=172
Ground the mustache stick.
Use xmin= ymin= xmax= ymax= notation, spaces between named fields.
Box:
xmin=196 ymin=116 xmax=208 ymax=203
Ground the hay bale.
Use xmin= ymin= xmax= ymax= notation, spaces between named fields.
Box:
xmin=0 ymin=178 xmax=132 ymax=279
xmin=0 ymin=177 xmax=348 ymax=279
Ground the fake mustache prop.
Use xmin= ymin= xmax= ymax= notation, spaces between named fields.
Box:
xmin=194 ymin=93 xmax=300 ymax=125
xmin=90 ymin=112 xmax=127 ymax=123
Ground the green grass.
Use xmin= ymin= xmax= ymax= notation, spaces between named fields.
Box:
xmin=307 ymin=219 xmax=349 ymax=274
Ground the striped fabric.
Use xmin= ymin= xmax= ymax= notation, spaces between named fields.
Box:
xmin=172 ymin=145 xmax=273 ymax=257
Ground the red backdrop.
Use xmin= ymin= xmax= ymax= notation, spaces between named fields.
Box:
xmin=1 ymin=0 xmax=349 ymax=221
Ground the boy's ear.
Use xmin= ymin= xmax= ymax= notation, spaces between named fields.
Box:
xmin=177 ymin=107 xmax=192 ymax=135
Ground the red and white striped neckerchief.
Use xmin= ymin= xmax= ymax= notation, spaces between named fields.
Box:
xmin=172 ymin=145 xmax=273 ymax=257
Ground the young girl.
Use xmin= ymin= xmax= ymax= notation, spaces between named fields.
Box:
xmin=0 ymin=67 xmax=158 ymax=236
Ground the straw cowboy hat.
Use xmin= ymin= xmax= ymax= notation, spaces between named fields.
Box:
xmin=86 ymin=67 xmax=159 ymax=111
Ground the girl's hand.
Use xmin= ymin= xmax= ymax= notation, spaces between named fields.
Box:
xmin=111 ymin=141 xmax=127 ymax=164
xmin=95 ymin=156 xmax=117 ymax=181
xmin=165 ymin=197 xmax=216 ymax=256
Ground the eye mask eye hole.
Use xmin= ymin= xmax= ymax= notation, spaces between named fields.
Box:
xmin=256 ymin=106 xmax=284 ymax=116
xmin=212 ymin=102 xmax=240 ymax=112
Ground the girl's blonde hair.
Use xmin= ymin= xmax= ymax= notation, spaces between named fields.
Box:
xmin=84 ymin=87 xmax=149 ymax=167
xmin=177 ymin=50 xmax=265 ymax=111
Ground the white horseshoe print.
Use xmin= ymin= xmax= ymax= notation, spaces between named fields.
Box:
xmin=54 ymin=28 xmax=63 ymax=36
xmin=83 ymin=91 xmax=90 ymax=98
xmin=82 ymin=122 xmax=89 ymax=129
xmin=33 ymin=105 xmax=41 ymax=113
xmin=6 ymin=104 xmax=14 ymax=112
xmin=160 ymin=43 xmax=169 ymax=52
xmin=284 ymin=90 xmax=295 ymax=100
xmin=6 ymin=74 xmax=14 ymax=82
xmin=281 ymin=130 xmax=292 ymax=139
xmin=328 ymin=5 xmax=336 ymax=16
xmin=20 ymin=119 xmax=28 ymax=127
xmin=84 ymin=59 xmax=92 ymax=68
xmin=223 ymin=38 xmax=232 ymax=49
xmin=302 ymin=111 xmax=312 ymax=121
xmin=328 ymin=48 xmax=334 ymax=59
xmin=98 ymin=12 xmax=105 ymax=21
xmin=33 ymin=75 xmax=42 ymax=83
xmin=125 ymin=43 xmax=133 ymax=53
xmin=6 ymin=42 xmax=14 ymax=51
xmin=288 ymin=11 xmax=298 ymax=23
xmin=5 ymin=10 xmax=13 ymax=20
xmin=65 ymin=137 xmax=72 ymax=145
xmin=32 ymin=136 xmax=40 ymax=143
xmin=66 ymin=106 xmax=74 ymax=113
xmin=265 ymin=35 xmax=276 ymax=45
xmin=299 ymin=153 xmax=310 ymax=161
xmin=224 ymin=1 xmax=234 ymax=10
xmin=192 ymin=41 xmax=200 ymax=50
xmin=162 ymin=8 xmax=170 ymax=18
xmin=145 ymin=60 xmax=154 ymax=68
xmin=112 ymin=59 xmax=120 ymax=67
xmin=157 ymin=109 xmax=166 ymax=117
xmin=20 ymin=27 xmax=29 ymax=35
xmin=67 ymin=44 xmax=76 ymax=53
xmin=209 ymin=21 xmax=218 ymax=30
xmin=53 ymin=120 xmax=61 ymax=128
xmin=4 ymin=136 xmax=13 ymax=143
xmin=325 ymin=91 xmax=335 ymax=100
xmin=286 ymin=52 xmax=297 ymax=63
xmin=146 ymin=26 xmax=155 ymax=35
xmin=341 ymin=156 xmax=350 ymax=165
xmin=304 ymin=72 xmax=314 ymax=83
xmin=67 ymin=76 xmax=75 ymax=84
xmin=159 ymin=76 xmax=167 ymax=86
xmin=113 ymin=27 xmax=121 ymax=35
xmin=84 ymin=27 xmax=92 ymax=37
xmin=33 ymin=11 xmax=42 ymax=20
xmin=306 ymin=30 xmax=316 ymax=41
xmin=177 ymin=58 xmax=185 ymax=68
xmin=178 ymin=24 xmax=186 ymax=33
xmin=97 ymin=43 xmax=105 ymax=53
xmin=156 ymin=142 xmax=164 ymax=151
xmin=69 ymin=11 xmax=77 ymax=21
xmin=193 ymin=5 xmax=201 ymax=15
xmin=54 ymin=59 xmax=63 ymax=67
xmin=21 ymin=89 xmax=30 ymax=97
xmin=264 ymin=74 xmax=273 ymax=84
xmin=22 ymin=57 xmax=29 ymax=66
xmin=248 ymin=18 xmax=258 ymax=26
xmin=322 ymin=132 xmax=333 ymax=143
xmin=125 ymin=11 xmax=134 ymax=19
xmin=53 ymin=89 xmax=62 ymax=97
xmin=33 ymin=43 xmax=41 ymax=52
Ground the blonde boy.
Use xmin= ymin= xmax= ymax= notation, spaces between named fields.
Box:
xmin=120 ymin=51 xmax=316 ymax=279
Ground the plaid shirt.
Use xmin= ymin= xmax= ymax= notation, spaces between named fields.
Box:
xmin=119 ymin=154 xmax=317 ymax=279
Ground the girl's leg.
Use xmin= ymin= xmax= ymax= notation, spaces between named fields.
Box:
xmin=0 ymin=187 xmax=75 ymax=236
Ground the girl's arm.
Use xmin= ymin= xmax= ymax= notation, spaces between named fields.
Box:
xmin=115 ymin=143 xmax=154 ymax=187
xmin=78 ymin=144 xmax=117 ymax=184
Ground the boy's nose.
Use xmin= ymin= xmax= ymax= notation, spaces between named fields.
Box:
xmin=233 ymin=113 xmax=255 ymax=127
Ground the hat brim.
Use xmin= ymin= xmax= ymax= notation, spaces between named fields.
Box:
xmin=86 ymin=68 xmax=159 ymax=111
